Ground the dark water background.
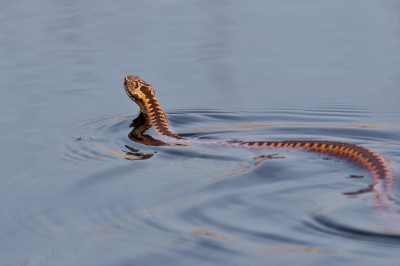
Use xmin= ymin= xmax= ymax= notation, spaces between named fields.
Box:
xmin=1 ymin=1 xmax=400 ymax=265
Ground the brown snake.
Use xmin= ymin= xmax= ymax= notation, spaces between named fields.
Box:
xmin=124 ymin=75 xmax=395 ymax=196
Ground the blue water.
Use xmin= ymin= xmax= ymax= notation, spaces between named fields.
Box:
xmin=1 ymin=1 xmax=400 ymax=265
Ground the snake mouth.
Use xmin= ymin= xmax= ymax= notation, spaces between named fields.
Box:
xmin=124 ymin=76 xmax=135 ymax=89
xmin=124 ymin=76 xmax=140 ymax=99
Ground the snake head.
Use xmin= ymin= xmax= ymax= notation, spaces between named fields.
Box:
xmin=124 ymin=75 xmax=155 ymax=110
xmin=124 ymin=75 xmax=145 ymax=92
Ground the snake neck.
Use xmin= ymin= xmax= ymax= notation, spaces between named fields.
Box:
xmin=138 ymin=88 xmax=183 ymax=139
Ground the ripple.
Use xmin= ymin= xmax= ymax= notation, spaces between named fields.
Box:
xmin=304 ymin=210 xmax=400 ymax=244
xmin=62 ymin=112 xmax=147 ymax=164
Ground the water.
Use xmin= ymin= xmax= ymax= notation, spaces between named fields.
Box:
xmin=1 ymin=1 xmax=400 ymax=265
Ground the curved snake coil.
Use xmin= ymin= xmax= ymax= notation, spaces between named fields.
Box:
xmin=124 ymin=75 xmax=394 ymax=195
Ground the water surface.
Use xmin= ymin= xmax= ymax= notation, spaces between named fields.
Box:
xmin=1 ymin=1 xmax=400 ymax=265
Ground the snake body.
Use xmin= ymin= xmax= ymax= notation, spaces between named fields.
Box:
xmin=124 ymin=75 xmax=394 ymax=194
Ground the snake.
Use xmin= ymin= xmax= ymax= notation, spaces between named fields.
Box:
xmin=124 ymin=75 xmax=394 ymax=195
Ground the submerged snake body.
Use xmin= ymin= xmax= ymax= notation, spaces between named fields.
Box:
xmin=124 ymin=75 xmax=394 ymax=194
